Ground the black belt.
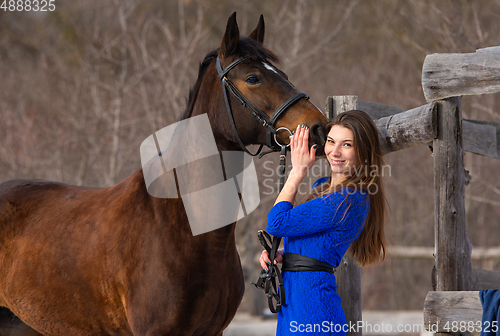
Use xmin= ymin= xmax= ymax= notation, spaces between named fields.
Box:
xmin=282 ymin=253 xmax=336 ymax=274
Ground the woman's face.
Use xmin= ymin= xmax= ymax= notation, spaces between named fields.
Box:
xmin=324 ymin=125 xmax=360 ymax=180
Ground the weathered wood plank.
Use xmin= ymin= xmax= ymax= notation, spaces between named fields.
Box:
xmin=424 ymin=291 xmax=482 ymax=332
xmin=432 ymin=97 xmax=472 ymax=336
xmin=325 ymin=97 xmax=404 ymax=120
xmin=463 ymin=119 xmax=500 ymax=160
xmin=432 ymin=268 xmax=500 ymax=294
xmin=325 ymin=95 xmax=358 ymax=120
xmin=328 ymin=96 xmax=362 ymax=336
xmin=357 ymin=100 xmax=404 ymax=120
xmin=325 ymin=96 xmax=335 ymax=120
xmin=336 ymin=256 xmax=362 ymax=336
xmin=375 ymin=102 xmax=437 ymax=155
xmin=422 ymin=46 xmax=500 ymax=102
xmin=471 ymin=268 xmax=500 ymax=291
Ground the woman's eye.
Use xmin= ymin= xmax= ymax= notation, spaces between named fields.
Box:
xmin=245 ymin=76 xmax=261 ymax=85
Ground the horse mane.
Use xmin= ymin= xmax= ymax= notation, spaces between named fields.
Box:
xmin=179 ymin=38 xmax=280 ymax=121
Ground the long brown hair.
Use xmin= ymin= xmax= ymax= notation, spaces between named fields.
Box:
xmin=303 ymin=110 xmax=387 ymax=266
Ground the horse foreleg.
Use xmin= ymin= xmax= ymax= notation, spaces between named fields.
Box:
xmin=0 ymin=307 xmax=44 ymax=336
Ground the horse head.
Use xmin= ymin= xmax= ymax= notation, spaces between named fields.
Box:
xmin=189 ymin=12 xmax=328 ymax=156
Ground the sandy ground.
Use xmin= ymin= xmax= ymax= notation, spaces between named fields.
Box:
xmin=224 ymin=311 xmax=434 ymax=336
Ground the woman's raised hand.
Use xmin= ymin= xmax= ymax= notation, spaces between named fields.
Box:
xmin=289 ymin=123 xmax=317 ymax=176
xmin=273 ymin=124 xmax=316 ymax=205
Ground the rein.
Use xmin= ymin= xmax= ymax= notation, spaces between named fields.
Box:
xmin=250 ymin=139 xmax=288 ymax=314
xmin=252 ymin=230 xmax=285 ymax=314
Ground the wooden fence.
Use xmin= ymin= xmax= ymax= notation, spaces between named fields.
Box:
xmin=326 ymin=46 xmax=500 ymax=336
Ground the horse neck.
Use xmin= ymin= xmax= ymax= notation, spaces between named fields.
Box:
xmin=123 ymin=169 xmax=238 ymax=250
xmin=125 ymin=64 xmax=245 ymax=247
xmin=185 ymin=71 xmax=246 ymax=244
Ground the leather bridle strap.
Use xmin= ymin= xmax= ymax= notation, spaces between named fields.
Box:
xmin=217 ymin=57 xmax=275 ymax=129
xmin=219 ymin=71 xmax=264 ymax=156
xmin=265 ymin=92 xmax=308 ymax=153
xmin=216 ymin=56 xmax=309 ymax=155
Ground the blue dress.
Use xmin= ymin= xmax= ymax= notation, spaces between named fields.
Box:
xmin=267 ymin=177 xmax=369 ymax=336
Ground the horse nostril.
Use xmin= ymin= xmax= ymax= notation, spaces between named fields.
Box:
xmin=310 ymin=123 xmax=326 ymax=146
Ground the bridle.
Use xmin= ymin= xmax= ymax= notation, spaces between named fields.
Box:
xmin=216 ymin=56 xmax=309 ymax=156
xmin=217 ymin=55 xmax=310 ymax=314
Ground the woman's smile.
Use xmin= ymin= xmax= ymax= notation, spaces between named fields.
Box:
xmin=330 ymin=159 xmax=346 ymax=165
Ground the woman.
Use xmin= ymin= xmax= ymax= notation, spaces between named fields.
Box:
xmin=260 ymin=110 xmax=387 ymax=335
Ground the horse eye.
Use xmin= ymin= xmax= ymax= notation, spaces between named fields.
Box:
xmin=245 ymin=76 xmax=261 ymax=85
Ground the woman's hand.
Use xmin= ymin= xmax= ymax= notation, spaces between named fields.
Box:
xmin=259 ymin=249 xmax=284 ymax=271
xmin=289 ymin=123 xmax=317 ymax=176
xmin=273 ymin=124 xmax=317 ymax=205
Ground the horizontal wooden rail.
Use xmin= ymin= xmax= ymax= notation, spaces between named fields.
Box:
xmin=325 ymin=97 xmax=405 ymax=123
xmin=325 ymin=97 xmax=437 ymax=155
xmin=356 ymin=100 xmax=404 ymax=120
xmin=463 ymin=119 xmax=500 ymax=160
xmin=388 ymin=246 xmax=500 ymax=260
xmin=472 ymin=268 xmax=500 ymax=291
xmin=374 ymin=102 xmax=437 ymax=155
xmin=326 ymin=96 xmax=500 ymax=161
xmin=422 ymin=46 xmax=500 ymax=102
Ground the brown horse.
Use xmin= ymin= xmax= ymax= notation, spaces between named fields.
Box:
xmin=0 ymin=13 xmax=327 ymax=336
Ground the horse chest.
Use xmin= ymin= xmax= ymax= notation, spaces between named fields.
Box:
xmin=120 ymin=243 xmax=244 ymax=336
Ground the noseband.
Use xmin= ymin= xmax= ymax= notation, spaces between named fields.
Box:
xmin=216 ymin=56 xmax=309 ymax=156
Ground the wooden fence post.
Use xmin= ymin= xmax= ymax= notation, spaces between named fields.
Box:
xmin=433 ymin=96 xmax=472 ymax=335
xmin=327 ymin=95 xmax=362 ymax=336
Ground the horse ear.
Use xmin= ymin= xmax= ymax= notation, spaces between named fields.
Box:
xmin=249 ymin=15 xmax=265 ymax=44
xmin=220 ymin=12 xmax=240 ymax=58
